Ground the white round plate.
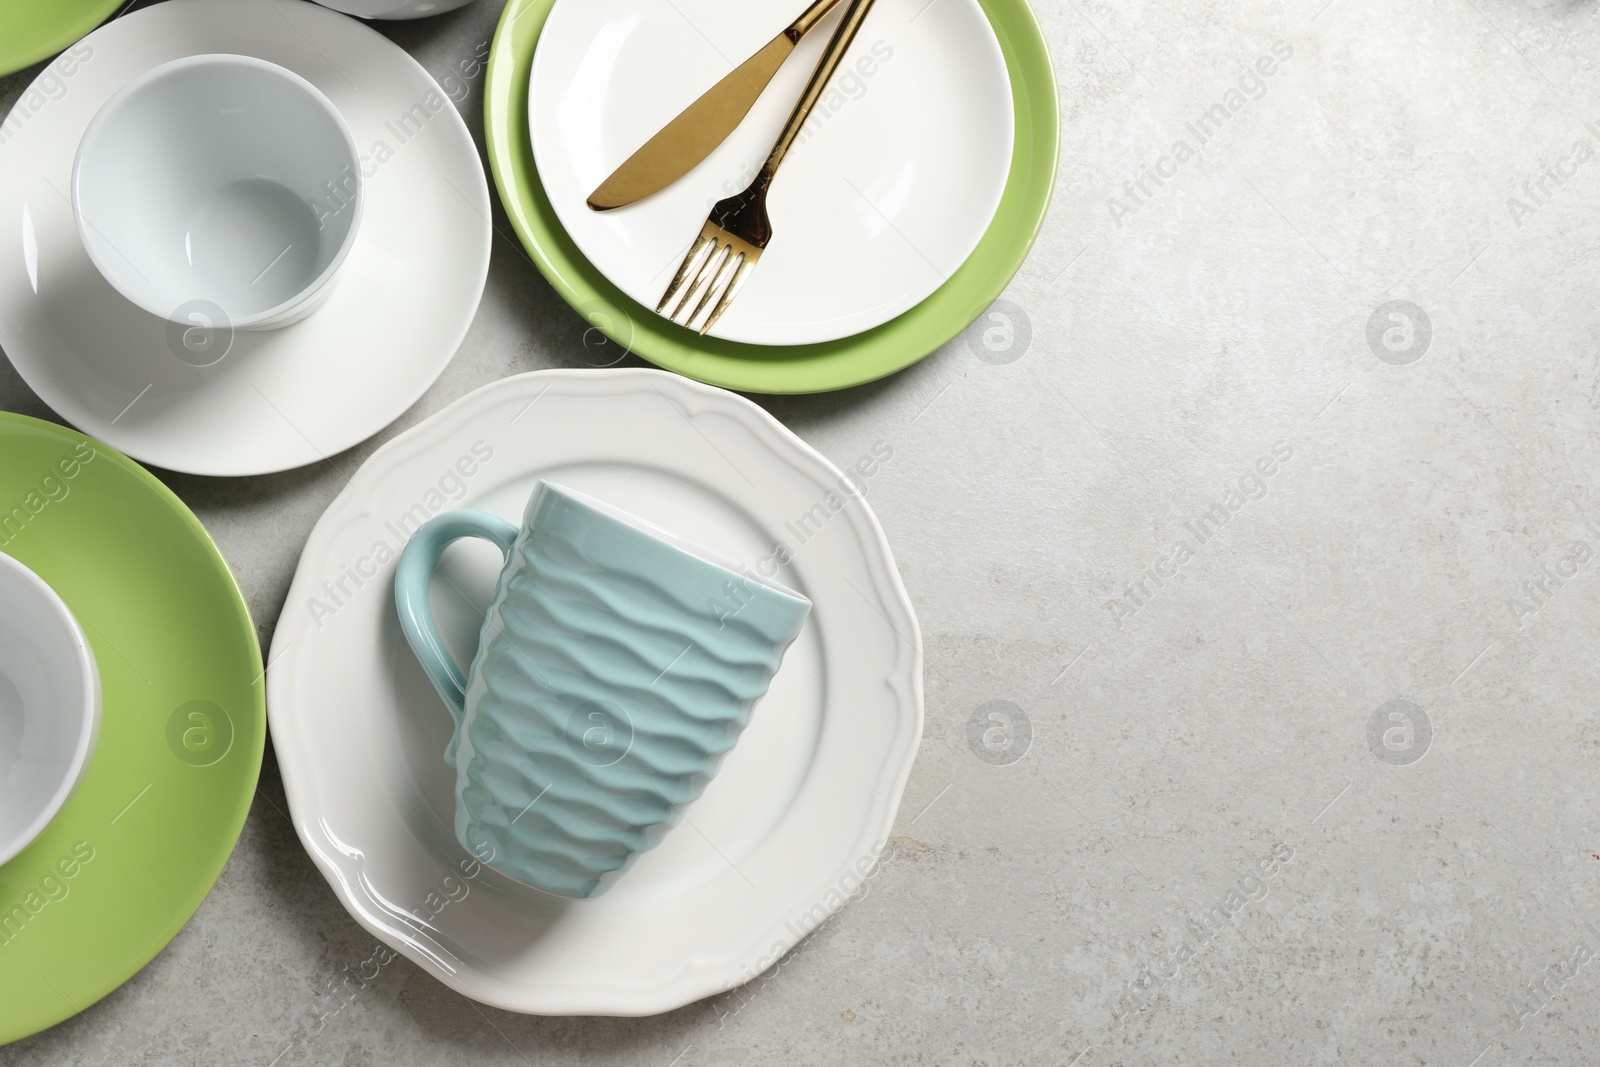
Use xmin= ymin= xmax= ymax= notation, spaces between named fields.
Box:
xmin=267 ymin=369 xmax=923 ymax=1014
xmin=529 ymin=0 xmax=1014 ymax=346
xmin=0 ymin=0 xmax=491 ymax=477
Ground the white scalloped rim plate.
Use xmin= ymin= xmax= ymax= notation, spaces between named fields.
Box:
xmin=266 ymin=369 xmax=922 ymax=1014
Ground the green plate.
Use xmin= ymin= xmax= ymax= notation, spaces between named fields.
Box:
xmin=484 ymin=0 xmax=1059 ymax=394
xmin=0 ymin=414 xmax=264 ymax=1046
xmin=0 ymin=0 xmax=122 ymax=78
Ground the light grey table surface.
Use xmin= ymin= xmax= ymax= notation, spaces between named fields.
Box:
xmin=5 ymin=0 xmax=1600 ymax=1063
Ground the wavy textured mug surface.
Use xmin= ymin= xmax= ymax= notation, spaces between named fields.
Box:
xmin=397 ymin=482 xmax=810 ymax=899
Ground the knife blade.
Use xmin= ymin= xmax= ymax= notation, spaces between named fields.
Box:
xmin=586 ymin=0 xmax=845 ymax=211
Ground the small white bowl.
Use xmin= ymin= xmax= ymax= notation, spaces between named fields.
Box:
xmin=0 ymin=553 xmax=100 ymax=868
xmin=71 ymin=54 xmax=364 ymax=332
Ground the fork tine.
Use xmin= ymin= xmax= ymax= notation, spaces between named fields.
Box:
xmin=699 ymin=254 xmax=758 ymax=335
xmin=669 ymin=244 xmax=719 ymax=322
xmin=686 ymin=248 xmax=742 ymax=329
xmin=657 ymin=233 xmax=714 ymax=314
xmin=673 ymin=241 xmax=729 ymax=322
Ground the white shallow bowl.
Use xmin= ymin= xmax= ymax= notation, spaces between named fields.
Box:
xmin=529 ymin=0 xmax=1015 ymax=345
xmin=0 ymin=553 xmax=100 ymax=868
xmin=72 ymin=53 xmax=363 ymax=331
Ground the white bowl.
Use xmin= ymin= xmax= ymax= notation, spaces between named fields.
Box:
xmin=71 ymin=53 xmax=363 ymax=332
xmin=0 ymin=553 xmax=100 ymax=868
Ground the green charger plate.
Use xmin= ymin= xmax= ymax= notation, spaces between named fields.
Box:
xmin=484 ymin=0 xmax=1059 ymax=394
xmin=0 ymin=414 xmax=264 ymax=1046
xmin=0 ymin=0 xmax=122 ymax=79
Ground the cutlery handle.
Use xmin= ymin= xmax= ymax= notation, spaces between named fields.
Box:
xmin=787 ymin=0 xmax=846 ymax=41
xmin=764 ymin=0 xmax=880 ymax=176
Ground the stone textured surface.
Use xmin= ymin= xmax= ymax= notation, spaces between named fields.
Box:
xmin=5 ymin=0 xmax=1600 ymax=1063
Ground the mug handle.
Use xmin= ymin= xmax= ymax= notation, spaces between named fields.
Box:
xmin=393 ymin=510 xmax=520 ymax=764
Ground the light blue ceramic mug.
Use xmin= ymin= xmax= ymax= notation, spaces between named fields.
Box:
xmin=394 ymin=481 xmax=811 ymax=899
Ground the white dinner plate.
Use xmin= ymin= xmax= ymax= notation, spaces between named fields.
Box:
xmin=0 ymin=0 xmax=491 ymax=477
xmin=267 ymin=369 xmax=923 ymax=1014
xmin=529 ymin=0 xmax=1014 ymax=346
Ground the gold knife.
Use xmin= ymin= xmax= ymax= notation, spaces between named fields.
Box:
xmin=586 ymin=0 xmax=845 ymax=211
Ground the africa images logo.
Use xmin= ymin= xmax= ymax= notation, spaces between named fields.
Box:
xmin=1107 ymin=441 xmax=1294 ymax=629
xmin=304 ymin=441 xmax=494 ymax=628
xmin=0 ymin=42 xmax=93 ymax=148
xmin=0 ymin=442 xmax=98 ymax=547
xmin=1106 ymin=42 xmax=1294 ymax=228
xmin=0 ymin=841 xmax=96 ymax=949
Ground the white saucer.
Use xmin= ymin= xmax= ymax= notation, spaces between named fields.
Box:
xmin=0 ymin=0 xmax=491 ymax=477
xmin=267 ymin=369 xmax=923 ymax=1014
xmin=530 ymin=0 xmax=1014 ymax=346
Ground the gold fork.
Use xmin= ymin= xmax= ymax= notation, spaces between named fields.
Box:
xmin=656 ymin=0 xmax=881 ymax=335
